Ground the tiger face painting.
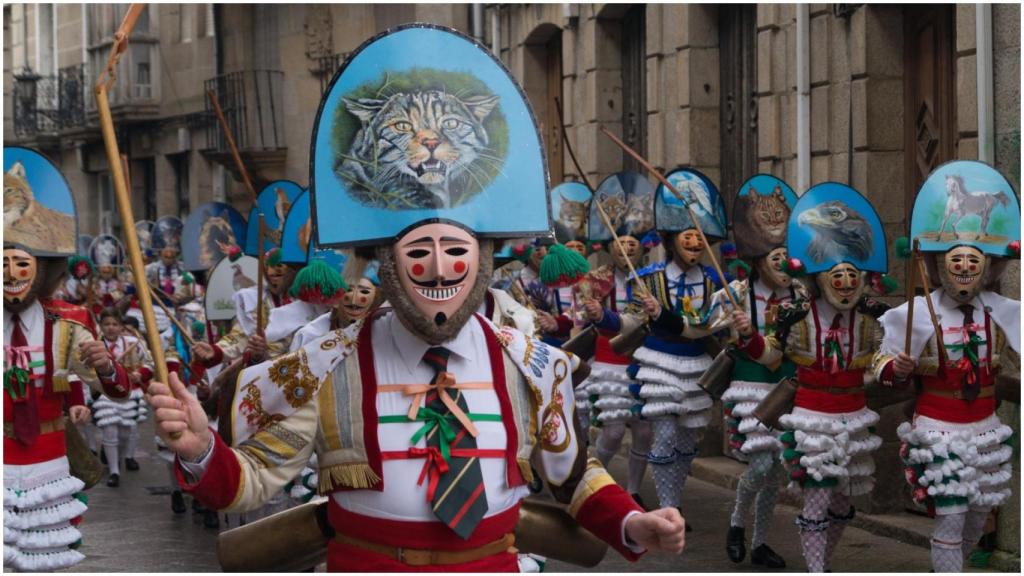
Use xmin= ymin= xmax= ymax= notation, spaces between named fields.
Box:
xmin=338 ymin=89 xmax=501 ymax=210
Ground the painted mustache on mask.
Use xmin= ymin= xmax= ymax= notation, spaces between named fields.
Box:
xmin=405 ymin=271 xmax=469 ymax=288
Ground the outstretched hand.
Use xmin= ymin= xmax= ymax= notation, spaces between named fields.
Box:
xmin=624 ymin=507 xmax=686 ymax=555
xmin=145 ymin=371 xmax=212 ymax=461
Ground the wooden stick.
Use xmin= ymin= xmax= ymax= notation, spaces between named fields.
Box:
xmin=904 ymin=239 xmax=918 ymax=354
xmin=94 ymin=4 xmax=169 ymax=388
xmin=599 ymin=126 xmax=739 ymax=309
xmin=207 ymin=88 xmax=258 ymax=204
xmin=142 ymin=281 xmax=197 ymax=348
xmin=552 ymin=98 xmax=651 ymax=300
xmin=913 ymin=240 xmax=948 ymax=367
xmin=256 ymin=215 xmax=266 ymax=336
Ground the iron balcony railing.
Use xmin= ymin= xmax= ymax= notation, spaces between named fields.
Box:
xmin=12 ymin=70 xmax=59 ymax=138
xmin=313 ymin=52 xmax=350 ymax=96
xmin=204 ymin=70 xmax=286 ymax=153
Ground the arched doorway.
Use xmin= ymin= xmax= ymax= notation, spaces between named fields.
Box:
xmin=522 ymin=24 xmax=564 ymax=185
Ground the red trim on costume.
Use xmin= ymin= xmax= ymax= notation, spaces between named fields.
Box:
xmin=176 ymin=432 xmax=242 ymax=510
xmin=67 ymin=381 xmax=85 ymax=407
xmin=917 ymin=368 xmax=996 ymax=423
xmin=573 ymin=483 xmax=645 ymax=561
xmin=354 ymin=317 xmax=385 ymax=492
xmin=477 ymin=315 xmax=526 ymax=488
xmin=554 ymin=314 xmax=573 ymax=338
xmin=138 ymin=366 xmax=153 ymax=384
xmin=201 ymin=344 xmax=225 ymax=368
xmin=4 ymin=431 xmax=66 ymax=465
xmin=99 ymin=362 xmax=131 ymax=399
xmin=794 ymin=367 xmax=866 ymax=413
xmin=737 ymin=332 xmax=767 ymax=359
xmin=594 ymin=335 xmax=631 ymax=365
xmin=40 ymin=298 xmax=97 ymax=336
xmin=327 ymin=539 xmax=517 ymax=572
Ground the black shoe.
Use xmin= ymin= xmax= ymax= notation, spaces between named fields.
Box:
xmin=631 ymin=493 xmax=647 ymax=510
xmin=676 ymin=508 xmax=694 ymax=532
xmin=100 ymin=451 xmax=108 ymax=465
xmin=203 ymin=510 xmax=220 ymax=529
xmin=726 ymin=525 xmax=746 ymax=563
xmin=106 ymin=473 xmax=120 ymax=487
xmin=751 ymin=544 xmax=786 ymax=569
xmin=125 ymin=458 xmax=140 ymax=471
xmin=171 ymin=490 xmax=187 ymax=514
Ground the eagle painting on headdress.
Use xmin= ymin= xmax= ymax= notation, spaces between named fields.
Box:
xmin=797 ymin=200 xmax=873 ymax=264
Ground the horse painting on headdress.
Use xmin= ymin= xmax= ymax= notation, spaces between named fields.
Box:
xmin=937 ymin=173 xmax=1011 ymax=240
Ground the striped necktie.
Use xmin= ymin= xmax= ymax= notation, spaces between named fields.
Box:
xmin=421 ymin=346 xmax=488 ymax=539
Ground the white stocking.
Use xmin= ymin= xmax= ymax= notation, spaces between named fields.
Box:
xmin=102 ymin=424 xmax=120 ymax=475
xmin=649 ymin=418 xmax=682 ymax=508
xmin=596 ymin=422 xmax=626 ymax=467
xmin=125 ymin=424 xmax=140 ymax=459
xmin=626 ymin=421 xmax=652 ymax=494
xmin=824 ymin=492 xmax=853 ymax=570
xmin=961 ymin=507 xmax=990 ymax=562
xmin=730 ymin=451 xmax=776 ymax=529
xmin=751 ymin=454 xmax=784 ymax=547
xmin=675 ymin=426 xmax=700 ymax=496
xmin=796 ymin=487 xmax=832 ymax=572
xmin=931 ymin=512 xmax=965 ymax=572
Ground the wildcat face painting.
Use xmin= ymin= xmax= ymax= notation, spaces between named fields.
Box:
xmin=731 ymin=174 xmax=797 ymax=258
xmin=3 ymin=147 xmax=78 ymax=256
xmin=312 ymin=25 xmax=548 ymax=247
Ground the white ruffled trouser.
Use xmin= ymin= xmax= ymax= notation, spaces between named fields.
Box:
xmin=586 ymin=362 xmax=651 ymax=495
xmin=3 ymin=457 xmax=86 ymax=572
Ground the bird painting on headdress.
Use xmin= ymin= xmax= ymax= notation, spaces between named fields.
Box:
xmin=797 ymin=200 xmax=873 ymax=264
xmin=676 ymin=177 xmax=714 ymax=215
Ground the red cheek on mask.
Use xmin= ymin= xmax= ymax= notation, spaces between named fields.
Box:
xmin=17 ymin=270 xmax=28 ymax=278
xmin=969 ymin=264 xmax=976 ymax=271
xmin=850 ymin=278 xmax=859 ymax=287
xmin=833 ymin=280 xmax=842 ymax=288
xmin=359 ymin=296 xmax=367 ymax=304
xmin=954 ymin=264 xmax=962 ymax=271
xmin=454 ymin=261 xmax=466 ymax=274
xmin=412 ymin=263 xmax=425 ymax=276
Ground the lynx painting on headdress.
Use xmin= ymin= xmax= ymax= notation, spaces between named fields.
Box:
xmin=598 ymin=193 xmax=628 ymax=231
xmin=556 ymin=194 xmax=588 ymax=241
xmin=733 ymin=185 xmax=790 ymax=247
xmin=4 ymin=162 xmax=75 ymax=253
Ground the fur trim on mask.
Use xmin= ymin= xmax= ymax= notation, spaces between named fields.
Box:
xmin=376 ymin=239 xmax=494 ymax=345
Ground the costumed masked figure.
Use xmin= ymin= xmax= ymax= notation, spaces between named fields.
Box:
xmin=873 ymin=161 xmax=1020 ymax=572
xmin=92 ymin=309 xmax=154 ymax=487
xmin=498 ymin=237 xmax=576 ymax=346
xmin=711 ymin=175 xmax=801 ymax=568
xmin=63 ymin=234 xmax=128 ymax=317
xmin=733 ymin=182 xmax=892 ymax=571
xmin=3 ymin=147 xmax=132 ymax=571
xmin=577 ymin=174 xmax=656 ymax=506
xmin=608 ymin=168 xmax=729 ymax=515
xmin=149 ymin=25 xmax=685 ymax=572
xmin=136 ymin=216 xmax=189 ymax=333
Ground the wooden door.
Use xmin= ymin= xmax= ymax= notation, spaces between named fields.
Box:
xmin=545 ymin=33 xmax=564 ymax=185
xmin=621 ymin=6 xmax=646 ymax=172
xmin=904 ymin=6 xmax=955 ymax=219
xmin=720 ymin=4 xmax=758 ymax=207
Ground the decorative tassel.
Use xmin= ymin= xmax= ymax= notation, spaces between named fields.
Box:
xmin=868 ymin=272 xmax=898 ymax=295
xmin=894 ymin=236 xmax=912 ymax=260
xmin=265 ymin=247 xmax=283 ymax=267
xmin=318 ymin=463 xmax=381 ymax=493
xmin=225 ymin=244 xmax=243 ymax=262
xmin=781 ymin=257 xmax=805 ymax=276
xmin=67 ymin=256 xmax=94 ymax=281
xmin=641 ymin=231 xmax=662 ymax=248
xmin=1007 ymin=240 xmax=1020 ymax=258
xmin=181 ymin=271 xmax=194 ymax=285
xmin=290 ymin=259 xmax=349 ymax=305
xmin=511 ymin=243 xmax=533 ymax=263
xmin=540 ymin=243 xmax=590 ymax=287
xmin=727 ymin=259 xmax=751 ymax=281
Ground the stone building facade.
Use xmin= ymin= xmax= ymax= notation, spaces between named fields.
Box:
xmin=3 ymin=3 xmax=1020 ymax=565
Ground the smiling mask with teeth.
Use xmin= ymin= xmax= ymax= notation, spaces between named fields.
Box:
xmin=815 ymin=262 xmax=865 ymax=311
xmin=379 ymin=222 xmax=493 ymax=345
xmin=754 ymin=247 xmax=793 ymax=290
xmin=939 ymin=245 xmax=987 ymax=304
xmin=338 ymin=277 xmax=379 ymax=322
xmin=4 ymin=248 xmax=38 ymax=308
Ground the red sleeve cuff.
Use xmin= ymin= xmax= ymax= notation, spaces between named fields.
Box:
xmin=738 ymin=332 xmax=766 ymax=359
xmin=100 ymin=363 xmax=132 ymax=399
xmin=878 ymin=359 xmax=907 ymax=387
xmin=574 ymin=484 xmax=646 ymax=561
xmin=138 ymin=366 xmax=153 ymax=383
xmin=201 ymin=345 xmax=225 ymax=368
xmin=555 ymin=314 xmax=574 ymax=338
xmin=175 ymin=432 xmax=242 ymax=510
xmin=67 ymin=381 xmax=85 ymax=407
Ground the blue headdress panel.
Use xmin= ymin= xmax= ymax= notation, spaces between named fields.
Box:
xmin=244 ymin=180 xmax=304 ymax=256
xmin=281 ymin=191 xmax=312 ymax=265
xmin=551 ymin=182 xmax=592 ymax=244
xmin=311 ymin=24 xmax=549 ymax=247
xmin=788 ymin=182 xmax=887 ymax=274
xmin=3 ymin=146 xmax=79 ymax=257
xmin=731 ymin=174 xmax=798 ymax=258
xmin=588 ymin=171 xmax=655 ymax=242
xmin=151 ymin=216 xmax=185 ymax=253
xmin=911 ymin=160 xmax=1020 ymax=257
xmin=654 ymin=168 xmax=728 ymax=239
xmin=182 ymin=202 xmax=248 ymax=271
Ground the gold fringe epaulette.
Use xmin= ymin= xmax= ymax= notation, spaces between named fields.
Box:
xmin=318 ymin=462 xmax=382 ymax=493
xmin=517 ymin=458 xmax=534 ymax=484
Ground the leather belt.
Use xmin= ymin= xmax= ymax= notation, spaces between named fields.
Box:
xmin=923 ymin=386 xmax=995 ymax=400
xmin=333 ymin=532 xmax=516 ymax=566
xmin=800 ymin=384 xmax=864 ymax=395
xmin=3 ymin=417 xmax=65 ymax=439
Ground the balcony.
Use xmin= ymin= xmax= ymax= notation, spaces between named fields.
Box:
xmin=12 ymin=70 xmax=59 ymax=144
xmin=202 ymin=70 xmax=287 ymax=185
xmin=311 ymin=52 xmax=350 ymax=96
xmin=84 ymin=40 xmax=161 ymax=121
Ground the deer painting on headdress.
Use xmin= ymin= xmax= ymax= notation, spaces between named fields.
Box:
xmin=937 ymin=173 xmax=1010 ymax=240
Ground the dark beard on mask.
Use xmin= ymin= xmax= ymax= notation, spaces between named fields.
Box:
xmin=4 ymin=257 xmax=66 ymax=313
xmin=937 ymin=262 xmax=983 ymax=304
xmin=376 ymin=240 xmax=494 ymax=346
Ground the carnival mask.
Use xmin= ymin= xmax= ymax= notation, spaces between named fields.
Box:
xmin=340 ymin=277 xmax=378 ymax=321
xmin=3 ymin=248 xmax=37 ymax=306
xmin=940 ymin=245 xmax=987 ymax=303
xmin=98 ymin=264 xmax=116 ymax=280
xmin=394 ymin=222 xmax=480 ymax=327
xmin=611 ymin=236 xmax=642 ymax=271
xmin=265 ymin=264 xmax=295 ymax=297
xmin=755 ymin=247 xmax=792 ymax=290
xmin=528 ymin=244 xmax=547 ymax=272
xmin=672 ymin=230 xmax=704 ymax=269
xmin=565 ymin=240 xmax=587 ymax=258
xmin=160 ymin=248 xmax=178 ymax=267
xmin=816 ymin=262 xmax=864 ymax=310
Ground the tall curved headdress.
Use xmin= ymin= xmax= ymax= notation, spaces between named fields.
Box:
xmin=788 ymin=182 xmax=887 ymax=274
xmin=135 ymin=220 xmax=155 ymax=254
xmin=731 ymin=174 xmax=798 ymax=259
xmin=281 ymin=190 xmax=349 ymax=272
xmin=3 ymin=146 xmax=79 ymax=257
xmin=588 ymin=171 xmax=655 ymax=242
xmin=245 ymin=180 xmax=304 ymax=256
xmin=911 ymin=160 xmax=1020 ymax=257
xmin=654 ymin=168 xmax=728 ymax=239
xmin=89 ymin=234 xmax=125 ymax=267
xmin=311 ymin=24 xmax=549 ymax=247
xmin=182 ymin=201 xmax=248 ymax=271
xmin=205 ymin=253 xmax=259 ymax=321
xmin=151 ymin=216 xmax=185 ymax=253
xmin=551 ymin=181 xmax=591 ymax=244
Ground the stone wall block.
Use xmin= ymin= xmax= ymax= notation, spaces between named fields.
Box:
xmin=757 ymin=95 xmax=780 ymax=160
xmin=595 ymin=19 xmax=623 ymax=71
xmin=830 ymin=152 xmax=851 ymax=183
xmin=688 ymin=107 xmax=720 ymax=166
xmin=662 ymin=5 xmax=686 ymax=52
xmin=685 ymin=4 xmax=719 ymax=48
xmin=757 ymin=30 xmax=773 ymax=95
xmin=993 ymin=49 xmax=1021 ymax=130
xmin=677 ymin=48 xmax=691 ymax=108
xmin=955 ymin=4 xmax=976 ymax=54
xmin=810 ymin=85 xmax=831 ymax=153
xmin=780 ymin=92 xmax=796 ymax=158
xmin=956 ymin=54 xmax=978 ymax=135
xmin=562 ymin=75 xmax=576 ymax=126
xmin=851 ymin=78 xmax=867 ymax=150
xmin=849 ymin=7 xmax=867 ymax=77
xmin=865 ymin=77 xmax=904 ymax=151
xmin=829 ymin=15 xmax=851 ymax=83
xmin=992 ymin=3 xmax=1021 ymax=49
xmin=756 ymin=4 xmax=777 ymax=31
xmin=957 ymin=137 xmax=979 ymax=161
xmin=662 ymin=53 xmax=679 ymax=111
xmin=584 ymin=68 xmax=623 ymax=124
xmin=784 ymin=22 xmax=797 ymax=91
xmin=646 ymin=3 xmax=663 ymax=56
xmin=647 ymin=111 xmax=665 ymax=170
xmin=675 ymin=108 xmax=692 ymax=165
xmin=688 ymin=48 xmax=720 ymax=109
xmin=811 ymin=154 xmax=830 ymax=186
xmin=646 ymin=55 xmax=662 ymax=114
xmin=830 ymin=81 xmax=851 ymax=153
xmin=864 ymin=151 xmax=905 ymax=221
xmin=809 ymin=14 xmax=829 ymax=85
xmin=582 ymin=18 xmax=598 ymax=71
xmin=777 ymin=3 xmax=795 ymax=26
xmin=771 ymin=26 xmax=787 ymax=94
xmin=864 ymin=5 xmax=904 ymax=77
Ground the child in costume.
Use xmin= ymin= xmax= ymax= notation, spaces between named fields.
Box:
xmin=3 ymin=147 xmax=133 ymax=571
xmin=148 ymin=26 xmax=685 ymax=572
xmin=874 ymin=161 xmax=1020 ymax=572
xmin=732 ymin=182 xmax=892 ymax=571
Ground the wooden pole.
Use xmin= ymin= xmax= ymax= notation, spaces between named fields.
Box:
xmin=207 ymin=88 xmax=258 ymax=204
xmin=913 ymin=239 xmax=947 ymax=366
xmin=553 ymin=98 xmax=651 ymax=300
xmin=904 ymin=239 xmax=918 ymax=354
xmin=256 ymin=215 xmax=266 ymax=336
xmin=599 ymin=126 xmax=739 ymax=309
xmin=143 ymin=282 xmax=197 ymax=348
xmin=94 ymin=4 xmax=169 ymax=387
